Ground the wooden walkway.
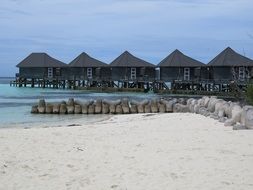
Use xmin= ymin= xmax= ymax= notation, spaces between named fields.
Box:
xmin=10 ymin=77 xmax=168 ymax=92
xmin=10 ymin=77 xmax=247 ymax=95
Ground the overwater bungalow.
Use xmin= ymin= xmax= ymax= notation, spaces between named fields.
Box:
xmin=16 ymin=53 xmax=68 ymax=79
xmin=157 ymin=49 xmax=206 ymax=82
xmin=207 ymin=47 xmax=253 ymax=82
xmin=110 ymin=51 xmax=155 ymax=81
xmin=68 ymin=52 xmax=110 ymax=81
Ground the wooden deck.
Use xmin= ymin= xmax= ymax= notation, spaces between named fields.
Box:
xmin=10 ymin=77 xmax=168 ymax=92
xmin=10 ymin=77 xmax=248 ymax=95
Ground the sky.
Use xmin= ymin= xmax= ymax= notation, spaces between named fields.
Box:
xmin=0 ymin=0 xmax=253 ymax=76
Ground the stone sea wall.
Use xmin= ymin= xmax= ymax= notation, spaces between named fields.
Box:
xmin=31 ymin=96 xmax=253 ymax=130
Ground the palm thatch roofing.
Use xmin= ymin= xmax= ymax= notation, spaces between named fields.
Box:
xmin=69 ymin=52 xmax=107 ymax=67
xmin=16 ymin=53 xmax=67 ymax=68
xmin=110 ymin=51 xmax=154 ymax=67
xmin=157 ymin=49 xmax=205 ymax=67
xmin=208 ymin=47 xmax=253 ymax=67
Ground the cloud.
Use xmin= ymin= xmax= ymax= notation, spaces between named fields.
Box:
xmin=0 ymin=0 xmax=253 ymax=76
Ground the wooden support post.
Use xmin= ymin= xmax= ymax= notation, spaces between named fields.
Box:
xmin=42 ymin=79 xmax=45 ymax=88
xmin=31 ymin=78 xmax=34 ymax=88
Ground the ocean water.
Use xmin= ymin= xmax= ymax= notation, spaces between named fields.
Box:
xmin=0 ymin=77 xmax=159 ymax=128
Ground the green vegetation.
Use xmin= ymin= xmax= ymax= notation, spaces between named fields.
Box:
xmin=246 ymin=84 xmax=253 ymax=105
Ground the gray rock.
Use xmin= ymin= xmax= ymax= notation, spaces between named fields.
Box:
xmin=74 ymin=104 xmax=82 ymax=114
xmin=38 ymin=106 xmax=45 ymax=114
xmin=67 ymin=105 xmax=74 ymax=114
xmin=102 ymin=103 xmax=109 ymax=114
xmin=59 ymin=104 xmax=67 ymax=114
xmin=130 ymin=104 xmax=137 ymax=114
xmin=150 ymin=100 xmax=158 ymax=113
xmin=95 ymin=99 xmax=102 ymax=114
xmin=38 ymin=99 xmax=46 ymax=107
xmin=31 ymin=105 xmax=38 ymax=114
xmin=116 ymin=105 xmax=123 ymax=114
xmin=144 ymin=104 xmax=151 ymax=113
xmin=67 ymin=98 xmax=74 ymax=106
xmin=53 ymin=104 xmax=60 ymax=114
xmin=121 ymin=98 xmax=130 ymax=114
xmin=158 ymin=102 xmax=166 ymax=113
xmin=45 ymin=104 xmax=53 ymax=114
xmin=137 ymin=104 xmax=144 ymax=113
xmin=233 ymin=124 xmax=247 ymax=130
xmin=88 ymin=104 xmax=95 ymax=114
xmin=82 ymin=105 xmax=88 ymax=114
xmin=109 ymin=104 xmax=116 ymax=114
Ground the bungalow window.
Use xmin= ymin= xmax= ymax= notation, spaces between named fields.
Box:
xmin=87 ymin=68 xmax=92 ymax=79
xmin=131 ymin=67 xmax=136 ymax=80
xmin=55 ymin=68 xmax=61 ymax=76
xmin=184 ymin=67 xmax=190 ymax=81
xmin=48 ymin=67 xmax=53 ymax=78
xmin=239 ymin=67 xmax=245 ymax=81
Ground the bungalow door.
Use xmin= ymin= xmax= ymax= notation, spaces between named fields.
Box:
xmin=87 ymin=67 xmax=93 ymax=79
xmin=184 ymin=67 xmax=190 ymax=81
xmin=48 ymin=67 xmax=53 ymax=78
xmin=238 ymin=67 xmax=245 ymax=81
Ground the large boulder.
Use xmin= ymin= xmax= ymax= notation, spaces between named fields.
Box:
xmin=178 ymin=98 xmax=187 ymax=105
xmin=67 ymin=98 xmax=74 ymax=106
xmin=150 ymin=99 xmax=158 ymax=113
xmin=193 ymin=104 xmax=200 ymax=114
xmin=116 ymin=105 xmax=123 ymax=114
xmin=161 ymin=98 xmax=177 ymax=112
xmin=224 ymin=104 xmax=242 ymax=126
xmin=95 ymin=99 xmax=102 ymax=114
xmin=207 ymin=96 xmax=219 ymax=113
xmin=102 ymin=102 xmax=109 ymax=114
xmin=187 ymin=98 xmax=195 ymax=107
xmin=210 ymin=99 xmax=226 ymax=119
xmin=130 ymin=104 xmax=138 ymax=114
xmin=189 ymin=99 xmax=198 ymax=113
xmin=131 ymin=99 xmax=149 ymax=113
xmin=31 ymin=105 xmax=38 ymax=114
xmin=74 ymin=104 xmax=82 ymax=114
xmin=137 ymin=104 xmax=144 ymax=113
xmin=82 ymin=104 xmax=88 ymax=114
xmin=67 ymin=105 xmax=74 ymax=114
xmin=202 ymin=96 xmax=210 ymax=108
xmin=53 ymin=104 xmax=60 ymax=114
xmin=198 ymin=107 xmax=209 ymax=116
xmin=80 ymin=100 xmax=93 ymax=114
xmin=88 ymin=104 xmax=95 ymax=114
xmin=144 ymin=103 xmax=151 ymax=113
xmin=59 ymin=103 xmax=67 ymax=114
xmin=45 ymin=103 xmax=53 ymax=114
xmin=121 ymin=98 xmax=130 ymax=114
xmin=173 ymin=103 xmax=189 ymax=113
xmin=158 ymin=102 xmax=166 ymax=113
xmin=38 ymin=99 xmax=46 ymax=114
xmin=103 ymin=100 xmax=121 ymax=114
xmin=240 ymin=106 xmax=253 ymax=129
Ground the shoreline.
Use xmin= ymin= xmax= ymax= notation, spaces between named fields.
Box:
xmin=0 ymin=114 xmax=112 ymax=130
xmin=1 ymin=113 xmax=253 ymax=190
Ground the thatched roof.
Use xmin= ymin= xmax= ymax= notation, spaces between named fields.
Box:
xmin=158 ymin=49 xmax=204 ymax=67
xmin=69 ymin=52 xmax=107 ymax=67
xmin=110 ymin=51 xmax=154 ymax=67
xmin=208 ymin=47 xmax=253 ymax=67
xmin=17 ymin=53 xmax=67 ymax=68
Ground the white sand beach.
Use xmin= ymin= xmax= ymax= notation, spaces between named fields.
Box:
xmin=0 ymin=113 xmax=253 ymax=190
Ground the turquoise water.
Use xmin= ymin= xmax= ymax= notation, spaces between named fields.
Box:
xmin=0 ymin=78 xmax=159 ymax=128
